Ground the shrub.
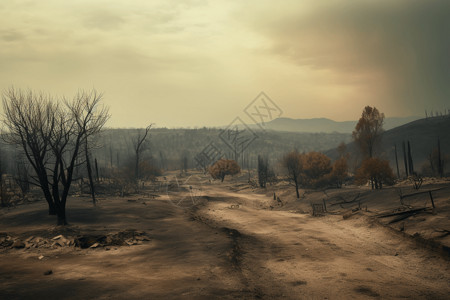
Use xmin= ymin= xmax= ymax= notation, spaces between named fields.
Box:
xmin=328 ymin=156 xmax=348 ymax=188
xmin=302 ymin=152 xmax=332 ymax=188
xmin=209 ymin=159 xmax=240 ymax=182
xmin=355 ymin=157 xmax=395 ymax=189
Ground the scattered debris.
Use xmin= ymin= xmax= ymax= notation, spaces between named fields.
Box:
xmin=329 ymin=193 xmax=361 ymax=208
xmin=343 ymin=209 xmax=360 ymax=220
xmin=74 ymin=230 xmax=151 ymax=249
xmin=0 ymin=229 xmax=151 ymax=251
xmin=376 ymin=207 xmax=430 ymax=224
xmin=312 ymin=204 xmax=325 ymax=217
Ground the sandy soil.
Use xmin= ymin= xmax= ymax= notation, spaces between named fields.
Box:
xmin=0 ymin=174 xmax=449 ymax=299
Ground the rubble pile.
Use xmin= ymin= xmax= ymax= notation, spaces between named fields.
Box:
xmin=0 ymin=229 xmax=151 ymax=250
xmin=0 ymin=232 xmax=75 ymax=250
xmin=74 ymin=230 xmax=151 ymax=248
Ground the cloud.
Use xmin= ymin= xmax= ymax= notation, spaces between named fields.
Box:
xmin=240 ymin=0 xmax=450 ymax=110
xmin=82 ymin=9 xmax=126 ymax=31
xmin=0 ymin=1 xmax=448 ymax=127
xmin=0 ymin=29 xmax=25 ymax=42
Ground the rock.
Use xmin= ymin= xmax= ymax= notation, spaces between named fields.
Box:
xmin=38 ymin=255 xmax=44 ymax=260
xmin=90 ymin=242 xmax=100 ymax=248
xmin=43 ymin=270 xmax=52 ymax=275
xmin=12 ymin=240 xmax=25 ymax=249
xmin=0 ymin=233 xmax=9 ymax=244
xmin=53 ymin=241 xmax=63 ymax=247
xmin=1 ymin=239 xmax=13 ymax=248
xmin=75 ymin=235 xmax=106 ymax=249
xmin=58 ymin=237 xmax=69 ymax=245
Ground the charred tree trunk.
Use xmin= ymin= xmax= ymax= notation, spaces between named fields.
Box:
xmin=85 ymin=140 xmax=96 ymax=206
xmin=56 ymin=202 xmax=67 ymax=225
xmin=134 ymin=125 xmax=152 ymax=182
xmin=109 ymin=145 xmax=113 ymax=168
xmin=94 ymin=158 xmax=99 ymax=183
xmin=407 ymin=141 xmax=414 ymax=175
xmin=437 ymin=137 xmax=443 ymax=177
xmin=402 ymin=141 xmax=408 ymax=177
xmin=394 ymin=144 xmax=400 ymax=178
xmin=135 ymin=148 xmax=140 ymax=181
xmin=293 ymin=173 xmax=300 ymax=199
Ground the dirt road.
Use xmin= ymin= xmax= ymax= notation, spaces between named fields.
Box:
xmin=196 ymin=184 xmax=450 ymax=299
xmin=0 ymin=181 xmax=449 ymax=299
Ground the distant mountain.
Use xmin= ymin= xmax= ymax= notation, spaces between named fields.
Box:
xmin=252 ymin=116 xmax=421 ymax=133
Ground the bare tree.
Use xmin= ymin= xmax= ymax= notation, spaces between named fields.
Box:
xmin=0 ymin=148 xmax=4 ymax=207
xmin=180 ymin=150 xmax=189 ymax=174
xmin=394 ymin=144 xmax=400 ymax=178
xmin=437 ymin=137 xmax=443 ymax=177
xmin=85 ymin=138 xmax=96 ymax=206
xmin=257 ymin=155 xmax=268 ymax=188
xmin=407 ymin=140 xmax=414 ymax=175
xmin=14 ymin=155 xmax=30 ymax=197
xmin=402 ymin=141 xmax=408 ymax=177
xmin=133 ymin=124 xmax=152 ymax=181
xmin=2 ymin=88 xmax=109 ymax=225
xmin=283 ymin=150 xmax=303 ymax=199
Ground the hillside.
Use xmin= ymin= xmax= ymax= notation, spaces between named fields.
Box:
xmin=381 ymin=116 xmax=450 ymax=172
xmin=93 ymin=128 xmax=351 ymax=171
xmin=1 ymin=116 xmax=444 ymax=177
xmin=326 ymin=116 xmax=450 ymax=175
xmin=0 ymin=128 xmax=351 ymax=174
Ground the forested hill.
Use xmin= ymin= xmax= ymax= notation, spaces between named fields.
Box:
xmin=3 ymin=116 xmax=445 ymax=177
xmin=89 ymin=128 xmax=351 ymax=171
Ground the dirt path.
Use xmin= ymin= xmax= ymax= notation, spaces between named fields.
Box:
xmin=0 ymin=197 xmax=251 ymax=299
xmin=197 ymin=185 xmax=450 ymax=299
xmin=1 ymin=181 xmax=449 ymax=299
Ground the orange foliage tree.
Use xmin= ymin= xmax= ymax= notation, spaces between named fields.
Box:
xmin=302 ymin=152 xmax=332 ymax=188
xmin=329 ymin=156 xmax=348 ymax=188
xmin=283 ymin=150 xmax=347 ymax=193
xmin=355 ymin=157 xmax=395 ymax=189
xmin=352 ymin=106 xmax=385 ymax=158
xmin=209 ymin=159 xmax=240 ymax=182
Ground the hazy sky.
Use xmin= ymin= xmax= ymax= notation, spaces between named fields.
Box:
xmin=1 ymin=0 xmax=448 ymax=128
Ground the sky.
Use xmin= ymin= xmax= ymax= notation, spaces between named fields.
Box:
xmin=0 ymin=0 xmax=449 ymax=128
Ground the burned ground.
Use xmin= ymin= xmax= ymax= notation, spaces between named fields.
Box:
xmin=1 ymin=173 xmax=449 ymax=299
